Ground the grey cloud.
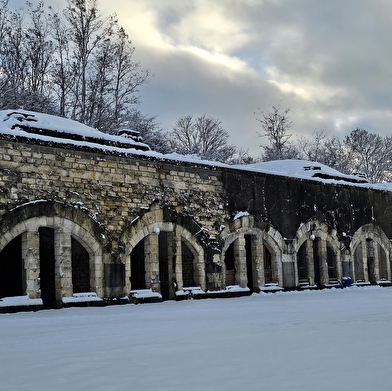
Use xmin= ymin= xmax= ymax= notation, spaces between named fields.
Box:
xmin=9 ymin=0 xmax=392 ymax=156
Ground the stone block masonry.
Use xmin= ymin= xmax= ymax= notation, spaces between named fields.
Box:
xmin=1 ymin=134 xmax=392 ymax=309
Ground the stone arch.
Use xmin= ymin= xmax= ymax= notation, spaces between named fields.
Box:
xmin=293 ymin=220 xmax=342 ymax=288
xmin=121 ymin=207 xmax=206 ymax=299
xmin=350 ymin=224 xmax=391 ymax=284
xmin=219 ymin=215 xmax=284 ymax=291
xmin=0 ymin=201 xmax=104 ymax=306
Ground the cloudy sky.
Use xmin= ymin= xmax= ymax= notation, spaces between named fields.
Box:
xmin=11 ymin=0 xmax=392 ymax=156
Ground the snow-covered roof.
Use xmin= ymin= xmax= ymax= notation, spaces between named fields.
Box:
xmin=0 ymin=109 xmax=150 ymax=151
xmin=1 ymin=109 xmax=391 ymax=190
xmin=238 ymin=160 xmax=370 ymax=184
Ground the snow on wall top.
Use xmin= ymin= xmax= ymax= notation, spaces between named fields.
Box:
xmin=238 ymin=160 xmax=369 ymax=184
xmin=0 ymin=109 xmax=150 ymax=151
xmin=1 ymin=109 xmax=391 ymax=190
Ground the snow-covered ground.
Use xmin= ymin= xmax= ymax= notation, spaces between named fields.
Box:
xmin=1 ymin=287 xmax=391 ymax=391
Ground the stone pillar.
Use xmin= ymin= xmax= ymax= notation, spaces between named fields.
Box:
xmin=175 ymin=235 xmax=183 ymax=291
xmin=142 ymin=239 xmax=149 ymax=289
xmin=386 ymin=250 xmax=391 ymax=282
xmin=362 ymin=240 xmax=369 ymax=282
xmin=146 ymin=232 xmax=160 ymax=292
xmin=93 ymin=250 xmax=104 ymax=298
xmin=254 ymin=239 xmax=264 ymax=289
xmin=197 ymin=251 xmax=206 ymax=291
xmin=306 ymin=239 xmax=314 ymax=285
xmin=167 ymin=231 xmax=175 ymax=298
xmin=22 ymin=230 xmax=41 ymax=299
xmin=275 ymin=249 xmax=284 ymax=287
xmin=373 ymin=241 xmax=380 ymax=282
xmin=335 ymin=250 xmax=342 ymax=281
xmin=234 ymin=236 xmax=247 ymax=288
xmin=318 ymin=238 xmax=329 ymax=286
xmin=54 ymin=225 xmax=73 ymax=302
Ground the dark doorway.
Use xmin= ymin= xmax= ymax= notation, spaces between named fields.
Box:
xmin=297 ymin=242 xmax=308 ymax=282
xmin=0 ymin=235 xmax=24 ymax=298
xmin=39 ymin=227 xmax=57 ymax=309
xmin=366 ymin=239 xmax=376 ymax=283
xmin=245 ymin=235 xmax=254 ymax=291
xmin=130 ymin=239 xmax=146 ymax=290
xmin=159 ymin=232 xmax=170 ymax=300
xmin=327 ymin=245 xmax=337 ymax=280
xmin=378 ymin=244 xmax=388 ymax=280
xmin=71 ymin=237 xmax=90 ymax=293
xmin=313 ymin=238 xmax=321 ymax=287
xmin=354 ymin=244 xmax=364 ymax=281
xmin=182 ymin=241 xmax=195 ymax=287
xmin=263 ymin=244 xmax=273 ymax=284
xmin=224 ymin=242 xmax=235 ymax=286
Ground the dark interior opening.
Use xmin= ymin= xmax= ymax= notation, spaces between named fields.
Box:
xmin=39 ymin=227 xmax=57 ymax=309
xmin=71 ymin=237 xmax=90 ymax=293
xmin=159 ymin=232 xmax=170 ymax=299
xmin=130 ymin=239 xmax=146 ymax=290
xmin=182 ymin=241 xmax=195 ymax=287
xmin=245 ymin=235 xmax=254 ymax=291
xmin=0 ymin=235 xmax=24 ymax=298
xmin=224 ymin=242 xmax=235 ymax=286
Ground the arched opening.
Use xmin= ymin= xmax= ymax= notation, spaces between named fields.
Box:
xmin=71 ymin=237 xmax=90 ymax=293
xmin=0 ymin=235 xmax=24 ymax=298
xmin=123 ymin=213 xmax=206 ymax=298
xmin=353 ymin=238 xmax=389 ymax=283
xmin=221 ymin=226 xmax=283 ymax=291
xmin=129 ymin=235 xmax=199 ymax=295
xmin=0 ymin=210 xmax=104 ymax=306
xmin=350 ymin=224 xmax=392 ymax=284
xmin=353 ymin=239 xmax=380 ymax=284
xmin=130 ymin=238 xmax=146 ymax=290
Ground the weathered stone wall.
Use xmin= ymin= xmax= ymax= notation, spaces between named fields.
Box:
xmin=0 ymin=140 xmax=228 ymax=236
xmin=1 ymin=135 xmax=392 ymax=307
xmin=0 ymin=138 xmax=230 ymax=302
xmin=224 ymin=169 xmax=392 ymax=239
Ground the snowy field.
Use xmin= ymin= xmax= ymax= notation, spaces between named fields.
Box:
xmin=1 ymin=287 xmax=392 ymax=391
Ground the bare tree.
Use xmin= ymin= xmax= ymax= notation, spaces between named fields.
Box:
xmin=123 ymin=110 xmax=170 ymax=153
xmin=316 ymin=136 xmax=352 ymax=175
xmin=49 ymin=8 xmax=75 ymax=117
xmin=256 ymin=105 xmax=298 ymax=161
xmin=228 ymin=149 xmax=256 ymax=164
xmin=297 ymin=129 xmax=328 ymax=162
xmin=25 ymin=2 xmax=53 ymax=95
xmin=0 ymin=7 xmax=27 ymax=108
xmin=170 ymin=115 xmax=237 ymax=162
xmin=108 ymin=25 xmax=150 ymax=132
xmin=59 ymin=1 xmax=149 ymax=131
xmin=171 ymin=115 xmax=195 ymax=153
xmin=0 ymin=0 xmax=150 ymax=130
xmin=63 ymin=0 xmax=107 ymax=122
xmin=344 ymin=128 xmax=392 ymax=183
xmin=0 ymin=0 xmax=10 ymax=94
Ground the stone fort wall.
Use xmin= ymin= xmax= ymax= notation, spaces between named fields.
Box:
xmin=1 ymin=135 xmax=392 ymax=307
